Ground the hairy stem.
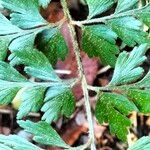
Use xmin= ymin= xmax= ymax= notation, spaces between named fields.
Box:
xmin=61 ymin=0 xmax=96 ymax=149
xmin=87 ymin=84 xmax=150 ymax=92
xmin=82 ymin=75 xmax=96 ymax=150
xmin=71 ymin=3 xmax=150 ymax=26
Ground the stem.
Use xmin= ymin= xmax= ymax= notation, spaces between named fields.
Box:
xmin=127 ymin=130 xmax=134 ymax=147
xmin=71 ymin=3 xmax=150 ymax=26
xmin=82 ymin=75 xmax=96 ymax=150
xmin=87 ymin=84 xmax=150 ymax=92
xmin=61 ymin=0 xmax=96 ymax=149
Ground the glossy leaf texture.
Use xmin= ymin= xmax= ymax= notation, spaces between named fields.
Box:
xmin=110 ymin=44 xmax=148 ymax=85
xmin=17 ymin=86 xmax=46 ymax=119
xmin=37 ymin=28 xmax=68 ymax=65
xmin=0 ymin=8 xmax=59 ymax=81
xmin=82 ymin=25 xmax=119 ymax=67
xmin=41 ymin=85 xmax=75 ymax=123
xmin=136 ymin=4 xmax=150 ymax=27
xmin=127 ymin=89 xmax=150 ymax=114
xmin=86 ymin=0 xmax=115 ymax=19
xmin=82 ymin=1 xmax=150 ymax=67
xmin=107 ymin=17 xmax=150 ymax=47
xmin=0 ymin=61 xmax=75 ymax=121
xmin=115 ymin=0 xmax=138 ymax=13
xmin=85 ymin=0 xmax=149 ymax=18
xmin=1 ymin=0 xmax=47 ymax=28
xmin=95 ymin=90 xmax=150 ymax=142
xmin=0 ymin=0 xmax=69 ymax=69
xmin=0 ymin=13 xmax=21 ymax=34
xmin=0 ymin=134 xmax=41 ymax=150
xmin=95 ymin=44 xmax=150 ymax=141
xmin=0 ymin=8 xmax=48 ymax=61
xmin=9 ymin=48 xmax=59 ymax=81
xmin=95 ymin=92 xmax=137 ymax=141
xmin=18 ymin=120 xmax=70 ymax=148
xmin=0 ymin=0 xmax=63 ymax=66
xmin=0 ymin=13 xmax=21 ymax=61
xmin=128 ymin=136 xmax=150 ymax=150
xmin=39 ymin=0 xmax=51 ymax=8
xmin=0 ymin=0 xmax=75 ymax=132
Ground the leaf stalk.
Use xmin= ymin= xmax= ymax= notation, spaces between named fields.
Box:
xmin=61 ymin=0 xmax=96 ymax=149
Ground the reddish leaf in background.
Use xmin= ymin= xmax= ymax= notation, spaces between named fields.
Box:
xmin=57 ymin=22 xmax=99 ymax=100
xmin=40 ymin=1 xmax=64 ymax=23
xmin=41 ymin=1 xmax=99 ymax=100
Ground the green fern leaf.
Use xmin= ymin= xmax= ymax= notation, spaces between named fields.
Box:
xmin=128 ymin=136 xmax=150 ymax=150
xmin=83 ymin=2 xmax=150 ymax=66
xmin=82 ymin=24 xmax=119 ymax=67
xmin=95 ymin=92 xmax=138 ymax=141
xmin=0 ymin=59 xmax=75 ymax=120
xmin=115 ymin=0 xmax=138 ymax=13
xmin=0 ymin=81 xmax=21 ymax=105
xmin=17 ymin=86 xmax=47 ymax=119
xmin=136 ymin=5 xmax=150 ymax=27
xmin=39 ymin=0 xmax=51 ymax=8
xmin=0 ymin=14 xmax=21 ymax=60
xmin=86 ymin=0 xmax=115 ymax=19
xmin=38 ymin=28 xmax=68 ymax=65
xmin=1 ymin=0 xmax=47 ymax=28
xmin=135 ymin=71 xmax=150 ymax=88
xmin=107 ymin=17 xmax=150 ymax=47
xmin=41 ymin=84 xmax=75 ymax=123
xmin=95 ymin=44 xmax=150 ymax=141
xmin=0 ymin=61 xmax=26 ymax=81
xmin=0 ymin=13 xmax=21 ymax=34
xmin=110 ymin=44 xmax=149 ymax=85
xmin=127 ymin=89 xmax=150 ymax=114
xmin=18 ymin=120 xmax=70 ymax=148
xmin=0 ymin=0 xmax=53 ymax=63
xmin=0 ymin=134 xmax=40 ymax=150
xmin=9 ymin=48 xmax=59 ymax=81
xmin=0 ymin=13 xmax=49 ymax=61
